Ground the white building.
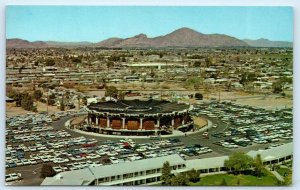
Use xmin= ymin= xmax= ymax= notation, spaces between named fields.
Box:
xmin=41 ymin=142 xmax=293 ymax=186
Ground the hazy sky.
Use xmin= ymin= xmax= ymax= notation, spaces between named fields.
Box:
xmin=6 ymin=6 xmax=293 ymax=42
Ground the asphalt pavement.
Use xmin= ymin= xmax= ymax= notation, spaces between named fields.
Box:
xmin=52 ymin=114 xmax=291 ymax=157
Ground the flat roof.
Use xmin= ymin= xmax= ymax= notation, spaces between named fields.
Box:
xmin=41 ymin=143 xmax=293 ymax=186
xmin=88 ymin=99 xmax=190 ymax=114
xmin=41 ymin=154 xmax=185 ymax=185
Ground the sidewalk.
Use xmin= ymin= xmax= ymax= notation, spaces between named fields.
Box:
xmin=265 ymin=166 xmax=284 ymax=182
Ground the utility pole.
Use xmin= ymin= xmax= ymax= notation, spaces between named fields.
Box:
xmin=219 ymin=85 xmax=221 ymax=102
xmin=78 ymin=95 xmax=81 ymax=110
xmin=47 ymin=91 xmax=49 ymax=115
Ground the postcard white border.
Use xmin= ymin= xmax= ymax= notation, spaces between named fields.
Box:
xmin=0 ymin=1 xmax=299 ymax=190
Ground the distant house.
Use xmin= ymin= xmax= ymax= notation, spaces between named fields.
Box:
xmin=43 ymin=66 xmax=58 ymax=72
xmin=87 ymin=97 xmax=101 ymax=105
xmin=6 ymin=96 xmax=15 ymax=103
xmin=124 ymin=75 xmax=139 ymax=82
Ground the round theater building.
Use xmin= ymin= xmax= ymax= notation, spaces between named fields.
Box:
xmin=84 ymin=99 xmax=194 ymax=136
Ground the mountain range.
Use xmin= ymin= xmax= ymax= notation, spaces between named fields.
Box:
xmin=6 ymin=27 xmax=292 ymax=49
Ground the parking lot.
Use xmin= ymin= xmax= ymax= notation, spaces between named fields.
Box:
xmin=5 ymin=101 xmax=293 ymax=185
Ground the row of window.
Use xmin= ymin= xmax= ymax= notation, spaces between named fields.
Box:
xmin=93 ymin=156 xmax=293 ymax=185
xmin=97 ymin=164 xmax=186 ymax=183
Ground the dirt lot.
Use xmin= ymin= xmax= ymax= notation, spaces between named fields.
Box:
xmin=6 ymin=102 xmax=60 ymax=117
xmin=6 ymin=103 xmax=33 ymax=117
xmin=236 ymin=96 xmax=293 ymax=110
xmin=206 ymin=91 xmax=292 ymax=110
xmin=6 ymin=165 xmax=44 ymax=186
xmin=193 ymin=117 xmax=208 ymax=128
xmin=71 ymin=115 xmax=86 ymax=125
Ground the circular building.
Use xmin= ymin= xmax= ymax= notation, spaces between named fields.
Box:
xmin=85 ymin=99 xmax=194 ymax=136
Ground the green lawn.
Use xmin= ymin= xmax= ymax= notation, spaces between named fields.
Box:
xmin=276 ymin=166 xmax=292 ymax=185
xmin=283 ymin=160 xmax=293 ymax=168
xmin=189 ymin=170 xmax=279 ymax=186
xmin=276 ymin=167 xmax=291 ymax=177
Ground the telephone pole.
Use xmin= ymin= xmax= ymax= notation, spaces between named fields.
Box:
xmin=46 ymin=91 xmax=49 ymax=115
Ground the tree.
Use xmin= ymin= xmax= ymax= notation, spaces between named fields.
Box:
xmin=105 ymin=86 xmax=118 ymax=99
xmin=161 ymin=161 xmax=172 ymax=185
xmin=205 ymin=57 xmax=212 ymax=67
xmin=118 ymin=92 xmax=125 ymax=100
xmin=40 ymin=164 xmax=56 ymax=178
xmin=273 ymin=77 xmax=292 ymax=94
xmin=106 ymin=61 xmax=115 ymax=69
xmin=170 ymin=173 xmax=188 ymax=186
xmin=60 ymin=94 xmax=65 ymax=111
xmin=82 ymin=96 xmax=87 ymax=106
xmin=254 ymin=154 xmax=264 ymax=177
xmin=159 ymin=52 xmax=163 ymax=58
xmin=149 ymin=68 xmax=156 ymax=78
xmin=272 ymin=82 xmax=283 ymax=94
xmin=194 ymin=61 xmax=201 ymax=67
xmin=21 ymin=93 xmax=36 ymax=111
xmin=33 ymin=90 xmax=43 ymax=101
xmin=240 ymin=72 xmax=256 ymax=86
xmin=224 ymin=152 xmax=254 ymax=174
xmin=8 ymin=90 xmax=23 ymax=107
xmin=195 ymin=93 xmax=203 ymax=100
xmin=187 ymin=169 xmax=200 ymax=183
xmin=45 ymin=58 xmax=56 ymax=66
xmin=186 ymin=77 xmax=202 ymax=90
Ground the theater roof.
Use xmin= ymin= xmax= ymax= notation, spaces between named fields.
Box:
xmin=88 ymin=99 xmax=190 ymax=114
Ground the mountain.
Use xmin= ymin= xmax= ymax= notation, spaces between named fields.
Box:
xmin=6 ymin=27 xmax=293 ymax=49
xmin=46 ymin=41 xmax=93 ymax=47
xmin=243 ymin=38 xmax=292 ymax=48
xmin=94 ymin=37 xmax=123 ymax=47
xmin=6 ymin=38 xmax=48 ymax=49
xmin=96 ymin=27 xmax=248 ymax=48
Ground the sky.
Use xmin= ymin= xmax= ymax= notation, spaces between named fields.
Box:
xmin=6 ymin=6 xmax=293 ymax=42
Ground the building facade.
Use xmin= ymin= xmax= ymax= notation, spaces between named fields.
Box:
xmin=41 ymin=143 xmax=293 ymax=186
xmin=84 ymin=100 xmax=194 ymax=136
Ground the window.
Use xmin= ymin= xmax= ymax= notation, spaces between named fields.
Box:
xmin=146 ymin=177 xmax=156 ymax=183
xmin=134 ymin=172 xmax=139 ymax=177
xmin=200 ymin=169 xmax=208 ymax=173
xmin=111 ymin=176 xmax=115 ymax=181
xmin=98 ymin=178 xmax=104 ymax=183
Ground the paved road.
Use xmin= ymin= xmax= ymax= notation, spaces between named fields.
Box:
xmin=52 ymin=114 xmax=291 ymax=157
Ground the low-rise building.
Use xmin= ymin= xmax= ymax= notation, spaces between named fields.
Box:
xmin=41 ymin=142 xmax=292 ymax=186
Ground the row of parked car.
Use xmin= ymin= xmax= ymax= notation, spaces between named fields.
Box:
xmin=194 ymin=101 xmax=292 ymax=149
xmin=7 ymin=113 xmax=53 ymax=128
xmin=181 ymin=144 xmax=213 ymax=157
xmin=5 ymin=110 xmax=216 ymax=178
xmin=5 ymin=173 xmax=22 ymax=183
